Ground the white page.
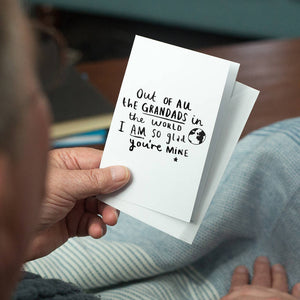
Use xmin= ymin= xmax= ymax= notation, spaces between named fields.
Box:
xmin=97 ymin=82 xmax=259 ymax=243
xmin=190 ymin=62 xmax=240 ymax=221
xmin=100 ymin=36 xmax=238 ymax=222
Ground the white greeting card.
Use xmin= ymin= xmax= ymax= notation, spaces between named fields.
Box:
xmin=98 ymin=36 xmax=259 ymax=242
xmin=100 ymin=36 xmax=239 ymax=222
xmin=100 ymin=82 xmax=259 ymax=244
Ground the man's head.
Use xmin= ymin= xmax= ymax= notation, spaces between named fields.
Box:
xmin=0 ymin=0 xmax=51 ymax=298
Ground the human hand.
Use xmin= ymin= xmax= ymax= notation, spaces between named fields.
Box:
xmin=221 ymin=256 xmax=300 ymax=300
xmin=26 ymin=147 xmax=130 ymax=261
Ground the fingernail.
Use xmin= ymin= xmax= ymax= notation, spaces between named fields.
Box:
xmin=235 ymin=266 xmax=248 ymax=273
xmin=273 ymin=264 xmax=285 ymax=272
xmin=114 ymin=209 xmax=120 ymax=220
xmin=256 ymin=256 xmax=269 ymax=263
xmin=110 ymin=166 xmax=129 ymax=182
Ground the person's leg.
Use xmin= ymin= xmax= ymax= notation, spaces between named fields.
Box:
xmin=25 ymin=117 xmax=300 ymax=297
xmin=191 ymin=117 xmax=300 ymax=296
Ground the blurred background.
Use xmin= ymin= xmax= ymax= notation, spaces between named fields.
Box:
xmin=23 ymin=0 xmax=300 ymax=63
xmin=21 ymin=0 xmax=300 ymax=147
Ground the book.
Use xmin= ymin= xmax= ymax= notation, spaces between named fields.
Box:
xmin=52 ymin=129 xmax=108 ymax=148
xmin=47 ymin=67 xmax=113 ymax=139
xmin=98 ymin=36 xmax=259 ymax=243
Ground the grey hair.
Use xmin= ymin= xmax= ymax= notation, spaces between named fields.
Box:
xmin=0 ymin=0 xmax=27 ymax=154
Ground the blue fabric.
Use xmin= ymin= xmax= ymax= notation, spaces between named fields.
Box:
xmin=13 ymin=272 xmax=96 ymax=300
xmin=25 ymin=117 xmax=300 ymax=299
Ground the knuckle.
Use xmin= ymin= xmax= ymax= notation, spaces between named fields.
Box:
xmin=87 ymin=169 xmax=111 ymax=193
xmin=87 ymin=169 xmax=101 ymax=186
xmin=230 ymin=285 xmax=251 ymax=295
xmin=59 ymin=149 xmax=80 ymax=169
xmin=238 ymin=285 xmax=252 ymax=295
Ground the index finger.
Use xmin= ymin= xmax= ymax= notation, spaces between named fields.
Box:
xmin=50 ymin=147 xmax=103 ymax=170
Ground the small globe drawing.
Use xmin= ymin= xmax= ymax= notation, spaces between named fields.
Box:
xmin=188 ymin=128 xmax=206 ymax=145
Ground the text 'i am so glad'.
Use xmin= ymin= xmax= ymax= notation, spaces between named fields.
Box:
xmin=118 ymin=88 xmax=206 ymax=162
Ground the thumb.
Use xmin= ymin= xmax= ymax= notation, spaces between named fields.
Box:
xmin=58 ymin=166 xmax=130 ymax=200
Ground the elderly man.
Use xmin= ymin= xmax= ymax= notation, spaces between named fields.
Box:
xmin=1 ymin=0 xmax=300 ymax=299
xmin=0 ymin=0 xmax=130 ymax=298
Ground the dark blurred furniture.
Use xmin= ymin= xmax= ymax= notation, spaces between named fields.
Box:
xmin=77 ymin=38 xmax=300 ymax=138
xmin=26 ymin=0 xmax=300 ymax=38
